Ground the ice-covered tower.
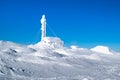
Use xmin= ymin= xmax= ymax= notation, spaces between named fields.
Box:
xmin=41 ymin=15 xmax=46 ymax=41
xmin=31 ymin=14 xmax=64 ymax=49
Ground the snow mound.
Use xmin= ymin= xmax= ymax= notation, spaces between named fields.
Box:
xmin=1 ymin=39 xmax=120 ymax=80
xmin=70 ymin=45 xmax=78 ymax=49
xmin=33 ymin=37 xmax=64 ymax=49
xmin=90 ymin=46 xmax=113 ymax=55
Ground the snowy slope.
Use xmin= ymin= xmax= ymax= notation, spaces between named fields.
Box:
xmin=0 ymin=38 xmax=120 ymax=80
xmin=90 ymin=46 xmax=113 ymax=55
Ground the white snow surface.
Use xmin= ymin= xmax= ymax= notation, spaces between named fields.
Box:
xmin=90 ymin=46 xmax=113 ymax=55
xmin=32 ymin=37 xmax=64 ymax=49
xmin=0 ymin=37 xmax=120 ymax=80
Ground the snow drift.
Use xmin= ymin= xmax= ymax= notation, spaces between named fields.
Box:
xmin=90 ymin=46 xmax=113 ymax=55
xmin=1 ymin=14 xmax=119 ymax=80
xmin=33 ymin=37 xmax=64 ymax=49
xmin=0 ymin=38 xmax=120 ymax=80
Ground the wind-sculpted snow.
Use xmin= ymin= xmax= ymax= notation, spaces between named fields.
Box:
xmin=29 ymin=37 xmax=64 ymax=50
xmin=90 ymin=46 xmax=113 ymax=55
xmin=0 ymin=38 xmax=120 ymax=80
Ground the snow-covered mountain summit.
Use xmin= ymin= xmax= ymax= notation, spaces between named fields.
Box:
xmin=0 ymin=38 xmax=120 ymax=80
xmin=0 ymin=15 xmax=120 ymax=80
xmin=33 ymin=37 xmax=64 ymax=49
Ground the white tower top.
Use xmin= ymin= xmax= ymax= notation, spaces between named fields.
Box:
xmin=41 ymin=14 xmax=46 ymax=41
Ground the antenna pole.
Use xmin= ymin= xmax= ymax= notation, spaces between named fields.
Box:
xmin=41 ymin=15 xmax=46 ymax=41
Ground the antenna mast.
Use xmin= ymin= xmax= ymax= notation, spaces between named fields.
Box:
xmin=41 ymin=14 xmax=46 ymax=41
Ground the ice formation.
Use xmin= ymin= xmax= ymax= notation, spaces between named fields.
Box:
xmin=0 ymin=15 xmax=120 ymax=80
xmin=41 ymin=15 xmax=46 ymax=41
xmin=33 ymin=14 xmax=64 ymax=49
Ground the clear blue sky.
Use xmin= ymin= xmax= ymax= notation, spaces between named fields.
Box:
xmin=0 ymin=0 xmax=120 ymax=51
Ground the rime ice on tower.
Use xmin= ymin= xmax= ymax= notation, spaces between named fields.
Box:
xmin=41 ymin=15 xmax=46 ymax=41
xmin=33 ymin=14 xmax=64 ymax=49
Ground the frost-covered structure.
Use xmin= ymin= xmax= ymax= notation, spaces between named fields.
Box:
xmin=41 ymin=15 xmax=46 ymax=41
xmin=34 ymin=14 xmax=64 ymax=49
xmin=41 ymin=37 xmax=64 ymax=49
xmin=34 ymin=37 xmax=64 ymax=49
xmin=0 ymin=15 xmax=120 ymax=80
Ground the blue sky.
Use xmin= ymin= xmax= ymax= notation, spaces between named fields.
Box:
xmin=0 ymin=0 xmax=120 ymax=51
